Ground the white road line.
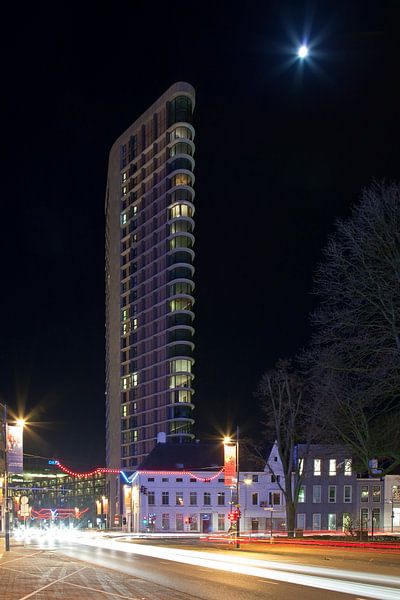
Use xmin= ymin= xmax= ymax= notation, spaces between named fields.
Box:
xmin=65 ymin=580 xmax=142 ymax=599
xmin=17 ymin=566 xmax=88 ymax=600
xmin=0 ymin=551 xmax=43 ymax=565
xmin=256 ymin=579 xmax=278 ymax=584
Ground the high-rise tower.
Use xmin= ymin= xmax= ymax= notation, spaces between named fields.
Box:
xmin=106 ymin=83 xmax=196 ymax=481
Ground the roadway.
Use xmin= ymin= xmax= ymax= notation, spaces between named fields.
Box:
xmin=25 ymin=532 xmax=400 ymax=600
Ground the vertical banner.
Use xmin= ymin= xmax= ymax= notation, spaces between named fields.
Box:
xmin=224 ymin=443 xmax=237 ymax=486
xmin=7 ymin=425 xmax=23 ymax=474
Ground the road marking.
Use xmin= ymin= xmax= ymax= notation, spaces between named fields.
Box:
xmin=65 ymin=580 xmax=143 ymax=599
xmin=0 ymin=551 xmax=43 ymax=566
xmin=257 ymin=579 xmax=278 ymax=584
xmin=17 ymin=566 xmax=88 ymax=600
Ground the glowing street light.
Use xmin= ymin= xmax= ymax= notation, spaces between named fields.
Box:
xmin=297 ymin=45 xmax=309 ymax=59
xmin=16 ymin=419 xmax=26 ymax=428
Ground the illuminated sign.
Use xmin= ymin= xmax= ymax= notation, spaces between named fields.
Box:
xmin=224 ymin=443 xmax=236 ymax=486
xmin=7 ymin=425 xmax=23 ymax=474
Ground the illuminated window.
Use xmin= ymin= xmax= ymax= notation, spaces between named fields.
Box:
xmin=122 ymin=172 xmax=127 ymax=181
xmin=312 ymin=485 xmax=321 ymax=503
xmin=171 ymin=173 xmax=192 ymax=187
xmin=298 ymin=458 xmax=304 ymax=475
xmin=360 ymin=486 xmax=369 ymax=502
xmin=169 ymin=298 xmax=193 ymax=312
xmin=169 ymin=374 xmax=191 ymax=388
xmin=121 ymin=405 xmax=128 ymax=417
xmin=329 ymin=459 xmax=336 ymax=476
xmin=328 ymin=486 xmax=336 ymax=503
xmin=171 ymin=390 xmax=192 ymax=404
xmin=169 ymin=282 xmax=192 ymax=296
xmin=133 ymin=318 xmax=138 ymax=330
xmin=372 ymin=508 xmax=380 ymax=529
xmin=176 ymin=492 xmax=184 ymax=506
xmin=121 ymin=213 xmax=128 ymax=225
xmin=344 ymin=485 xmax=352 ymax=503
xmin=170 ymin=142 xmax=192 ymax=157
xmin=169 ymin=204 xmax=193 ymax=219
xmin=344 ymin=459 xmax=352 ymax=476
xmin=314 ymin=459 xmax=321 ymax=476
xmin=170 ymin=359 xmax=192 ymax=374
xmin=169 ymin=235 xmax=193 ymax=250
xmin=298 ymin=486 xmax=306 ymax=503
xmin=170 ymin=220 xmax=192 ymax=235
xmin=372 ymin=486 xmax=381 ymax=502
xmin=121 ymin=309 xmax=129 ymax=321
xmin=328 ymin=514 xmax=336 ymax=531
xmin=170 ymin=126 xmax=192 ymax=141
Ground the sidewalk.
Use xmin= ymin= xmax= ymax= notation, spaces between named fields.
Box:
xmin=0 ymin=542 xmax=188 ymax=599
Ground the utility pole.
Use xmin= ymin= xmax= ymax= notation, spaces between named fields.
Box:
xmin=236 ymin=425 xmax=240 ymax=549
xmin=2 ymin=403 xmax=10 ymax=551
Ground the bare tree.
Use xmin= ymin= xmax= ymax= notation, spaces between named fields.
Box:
xmin=256 ymin=359 xmax=316 ymax=536
xmin=310 ymin=181 xmax=400 ymax=472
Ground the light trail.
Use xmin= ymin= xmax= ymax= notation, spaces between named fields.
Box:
xmin=65 ymin=534 xmax=400 ymax=599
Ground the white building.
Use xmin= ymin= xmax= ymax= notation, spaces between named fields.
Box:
xmin=122 ymin=440 xmax=286 ymax=534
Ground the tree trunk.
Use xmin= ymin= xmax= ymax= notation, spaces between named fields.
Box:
xmin=286 ymin=501 xmax=296 ymax=538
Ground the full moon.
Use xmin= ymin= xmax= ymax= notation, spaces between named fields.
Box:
xmin=298 ymin=45 xmax=309 ymax=59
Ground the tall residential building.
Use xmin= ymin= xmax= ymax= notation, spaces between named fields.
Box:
xmin=105 ymin=83 xmax=196 ymax=484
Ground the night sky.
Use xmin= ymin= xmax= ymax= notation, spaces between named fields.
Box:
xmin=1 ymin=1 xmax=399 ymax=468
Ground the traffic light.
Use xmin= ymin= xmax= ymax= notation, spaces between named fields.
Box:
xmin=228 ymin=512 xmax=236 ymax=522
xmin=140 ymin=485 xmax=148 ymax=495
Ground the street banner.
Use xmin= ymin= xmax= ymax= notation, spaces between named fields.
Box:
xmin=7 ymin=425 xmax=23 ymax=473
xmin=224 ymin=443 xmax=236 ymax=486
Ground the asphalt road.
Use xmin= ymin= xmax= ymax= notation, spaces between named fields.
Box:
xmin=32 ymin=536 xmax=400 ymax=600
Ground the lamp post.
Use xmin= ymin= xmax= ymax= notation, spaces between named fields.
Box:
xmin=2 ymin=403 xmax=10 ymax=551
xmin=223 ymin=427 xmax=240 ymax=548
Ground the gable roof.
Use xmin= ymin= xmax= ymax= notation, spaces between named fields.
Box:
xmin=137 ymin=442 xmax=266 ymax=472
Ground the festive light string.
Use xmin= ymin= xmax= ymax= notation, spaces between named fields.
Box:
xmin=55 ymin=461 xmax=225 ymax=482
xmin=136 ymin=468 xmax=224 ymax=481
xmin=55 ymin=461 xmax=121 ymax=478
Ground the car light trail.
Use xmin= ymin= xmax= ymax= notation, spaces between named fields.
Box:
xmin=68 ymin=534 xmax=400 ymax=600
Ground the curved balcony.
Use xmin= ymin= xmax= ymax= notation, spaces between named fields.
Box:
xmin=168 ymin=187 xmax=195 ymax=205
xmin=167 ymin=121 xmax=195 ymax=142
xmin=167 ymin=266 xmax=195 ymax=282
xmin=167 ymin=249 xmax=195 ymax=268
xmin=167 ymin=156 xmax=195 ymax=173
xmin=168 ymin=232 xmax=195 ymax=251
xmin=167 ymin=344 xmax=194 ymax=359
xmin=168 ymin=279 xmax=195 ymax=296
xmin=169 ymin=218 xmax=194 ymax=235
xmin=168 ymin=312 xmax=194 ymax=328
xmin=168 ymin=139 xmax=195 ymax=158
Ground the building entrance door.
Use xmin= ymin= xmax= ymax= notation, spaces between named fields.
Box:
xmin=201 ymin=513 xmax=211 ymax=533
xmin=251 ymin=518 xmax=259 ymax=532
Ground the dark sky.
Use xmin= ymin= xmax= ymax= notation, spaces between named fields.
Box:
xmin=1 ymin=1 xmax=399 ymax=468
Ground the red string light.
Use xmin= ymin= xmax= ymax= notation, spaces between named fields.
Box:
xmin=56 ymin=461 xmax=121 ymax=478
xmin=138 ymin=468 xmax=224 ymax=481
xmin=55 ymin=461 xmax=225 ymax=482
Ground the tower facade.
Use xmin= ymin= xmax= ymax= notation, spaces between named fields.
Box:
xmin=106 ymin=83 xmax=196 ymax=478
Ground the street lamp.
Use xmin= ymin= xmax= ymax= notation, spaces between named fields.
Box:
xmin=223 ymin=427 xmax=240 ymax=548
xmin=2 ymin=407 xmax=26 ymax=551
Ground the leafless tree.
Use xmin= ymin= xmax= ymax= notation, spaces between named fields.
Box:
xmin=256 ymin=359 xmax=317 ymax=536
xmin=310 ymin=181 xmax=400 ymax=473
